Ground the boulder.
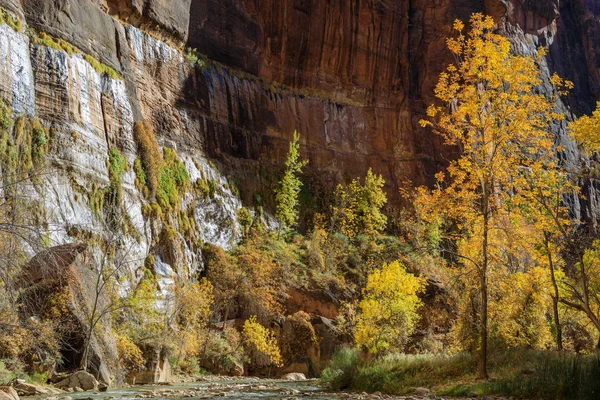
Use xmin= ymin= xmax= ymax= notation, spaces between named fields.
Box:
xmin=130 ymin=352 xmax=171 ymax=384
xmin=414 ymin=387 xmax=431 ymax=396
xmin=229 ymin=360 xmax=244 ymax=377
xmin=13 ymin=381 xmax=62 ymax=396
xmin=312 ymin=316 xmax=339 ymax=369
xmin=19 ymin=244 xmax=117 ymax=385
xmin=280 ymin=362 xmax=309 ymax=376
xmin=55 ymin=371 xmax=98 ymax=391
xmin=0 ymin=386 xmax=19 ymax=400
xmin=280 ymin=312 xmax=321 ymax=376
xmin=281 ymin=373 xmax=306 ymax=381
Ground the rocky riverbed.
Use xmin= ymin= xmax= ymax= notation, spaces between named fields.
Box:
xmin=17 ymin=377 xmax=509 ymax=400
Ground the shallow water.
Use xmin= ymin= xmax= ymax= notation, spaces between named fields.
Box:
xmin=59 ymin=378 xmax=340 ymax=400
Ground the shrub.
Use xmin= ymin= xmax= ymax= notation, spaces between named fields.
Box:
xmin=106 ymin=146 xmax=127 ymax=207
xmin=0 ymin=99 xmax=10 ymax=129
xmin=0 ymin=9 xmax=22 ymax=32
xmin=31 ymin=120 xmax=47 ymax=162
xmin=320 ymin=347 xmax=360 ymax=390
xmin=116 ymin=334 xmax=145 ymax=374
xmin=274 ymin=131 xmax=307 ymax=231
xmin=207 ymin=179 xmax=217 ymax=198
xmin=156 ymin=147 xmax=189 ymax=211
xmin=179 ymin=357 xmax=202 ymax=376
xmin=32 ymin=32 xmax=78 ymax=55
xmin=83 ymin=54 xmax=122 ymax=80
xmin=134 ymin=158 xmax=147 ymax=186
xmin=0 ymin=360 xmax=16 ymax=385
xmin=322 ymin=349 xmax=474 ymax=394
xmin=331 ymin=168 xmax=387 ymax=238
xmin=323 ymin=348 xmax=600 ymax=399
xmin=26 ymin=373 xmax=48 ymax=385
xmin=237 ymin=207 xmax=252 ymax=236
xmin=202 ymin=328 xmax=245 ymax=374
xmin=184 ymin=48 xmax=207 ymax=68
xmin=0 ymin=110 xmax=49 ymax=187
xmin=354 ymin=261 xmax=425 ymax=354
xmin=242 ymin=316 xmax=282 ymax=368
xmin=484 ymin=353 xmax=600 ymax=400
xmin=133 ymin=121 xmax=162 ymax=196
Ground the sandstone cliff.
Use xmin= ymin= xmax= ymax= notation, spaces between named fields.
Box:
xmin=0 ymin=0 xmax=599 ymax=380
xmin=1 ymin=0 xmax=598 ymax=212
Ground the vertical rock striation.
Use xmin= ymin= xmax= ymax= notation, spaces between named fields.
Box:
xmin=0 ymin=0 xmax=597 ymax=267
xmin=0 ymin=0 xmax=598 ymax=381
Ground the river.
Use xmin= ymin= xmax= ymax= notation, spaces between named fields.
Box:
xmin=40 ymin=377 xmax=441 ymax=400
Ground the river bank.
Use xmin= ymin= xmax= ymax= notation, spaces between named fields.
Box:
xmin=19 ymin=376 xmax=507 ymax=400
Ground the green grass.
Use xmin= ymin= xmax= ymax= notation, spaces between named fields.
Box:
xmin=478 ymin=353 xmax=600 ymax=400
xmin=321 ymin=347 xmax=600 ymax=399
xmin=25 ymin=372 xmax=48 ymax=385
xmin=320 ymin=347 xmax=361 ymax=390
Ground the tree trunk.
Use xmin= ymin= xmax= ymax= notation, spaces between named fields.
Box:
xmin=80 ymin=329 xmax=92 ymax=371
xmin=544 ymin=235 xmax=563 ymax=351
xmin=222 ymin=306 xmax=230 ymax=331
xmin=552 ymin=295 xmax=563 ymax=351
xmin=478 ymin=193 xmax=489 ymax=380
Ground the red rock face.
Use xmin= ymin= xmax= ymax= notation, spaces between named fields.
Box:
xmin=185 ymin=0 xmax=494 ymax=198
xmin=3 ymin=0 xmax=600 ymax=206
xmin=189 ymin=0 xmax=407 ymax=106
xmin=184 ymin=0 xmax=600 ymax=204
xmin=584 ymin=0 xmax=600 ymax=14
xmin=550 ymin=0 xmax=600 ymax=113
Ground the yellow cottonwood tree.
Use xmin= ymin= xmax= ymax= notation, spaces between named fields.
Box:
xmin=416 ymin=14 xmax=566 ymax=377
xmin=569 ymin=101 xmax=600 ymax=153
xmin=354 ymin=261 xmax=425 ymax=354
xmin=242 ymin=316 xmax=282 ymax=368
xmin=173 ymin=279 xmax=214 ymax=362
xmin=512 ymin=101 xmax=600 ymax=349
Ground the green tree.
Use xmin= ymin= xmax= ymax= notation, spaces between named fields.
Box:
xmin=275 ymin=131 xmax=307 ymax=232
xmin=331 ymin=168 xmax=387 ymax=238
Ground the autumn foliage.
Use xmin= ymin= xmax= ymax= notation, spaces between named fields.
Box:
xmin=354 ymin=261 xmax=425 ymax=354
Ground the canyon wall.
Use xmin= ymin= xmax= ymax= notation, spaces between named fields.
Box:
xmin=2 ymin=0 xmax=598 ymax=208
xmin=0 ymin=0 xmax=599 ymax=379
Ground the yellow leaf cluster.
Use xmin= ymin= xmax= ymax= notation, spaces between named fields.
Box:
xmin=242 ymin=315 xmax=282 ymax=367
xmin=116 ymin=334 xmax=145 ymax=373
xmin=354 ymin=261 xmax=425 ymax=354
xmin=569 ymin=101 xmax=600 ymax=154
